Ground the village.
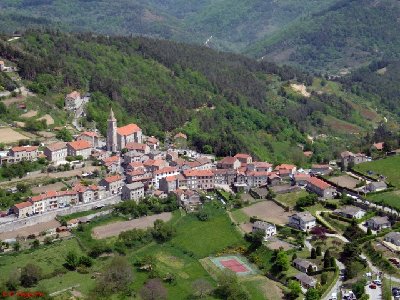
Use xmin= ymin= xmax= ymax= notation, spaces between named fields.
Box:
xmin=0 ymin=87 xmax=400 ymax=300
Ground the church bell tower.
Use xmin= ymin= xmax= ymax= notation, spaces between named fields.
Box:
xmin=107 ymin=108 xmax=117 ymax=152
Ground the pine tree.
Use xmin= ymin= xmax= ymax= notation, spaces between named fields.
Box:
xmin=311 ymin=248 xmax=317 ymax=259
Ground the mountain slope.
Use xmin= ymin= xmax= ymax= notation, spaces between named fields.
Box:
xmin=0 ymin=0 xmax=339 ymax=52
xmin=0 ymin=30 xmax=384 ymax=163
xmin=248 ymin=0 xmax=400 ymax=72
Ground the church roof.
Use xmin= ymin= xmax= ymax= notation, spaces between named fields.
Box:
xmin=117 ymin=124 xmax=141 ymax=136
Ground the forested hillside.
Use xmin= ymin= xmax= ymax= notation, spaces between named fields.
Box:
xmin=0 ymin=31 xmax=386 ymax=163
xmin=249 ymin=0 xmax=400 ymax=72
xmin=0 ymin=0 xmax=338 ymax=53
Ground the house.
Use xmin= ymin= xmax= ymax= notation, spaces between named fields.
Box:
xmin=153 ymin=166 xmax=180 ymax=189
xmin=311 ymin=164 xmax=332 ymax=175
xmin=121 ymin=182 xmax=145 ymax=202
xmin=101 ymin=156 xmax=120 ymax=173
xmin=126 ymin=162 xmax=145 ymax=172
xmin=247 ymin=162 xmax=273 ymax=172
xmin=340 ymin=151 xmax=368 ymax=169
xmin=125 ymin=142 xmax=150 ymax=154
xmin=366 ymin=181 xmax=387 ymax=192
xmin=268 ymin=173 xmax=281 ymax=186
xmin=288 ymin=212 xmax=316 ymax=232
xmin=123 ymin=151 xmax=148 ymax=164
xmin=65 ymin=91 xmax=83 ymax=110
xmin=174 ymin=132 xmax=187 ymax=140
xmin=126 ymin=170 xmax=152 ymax=185
xmin=44 ymin=142 xmax=67 ymax=163
xmin=217 ymin=157 xmax=241 ymax=170
xmin=294 ymin=273 xmax=317 ymax=289
xmin=372 ymin=142 xmax=384 ymax=151
xmin=334 ymin=206 xmax=366 ymax=219
xmin=116 ymin=124 xmax=143 ymax=150
xmin=365 ymin=216 xmax=391 ymax=231
xmin=173 ymin=189 xmax=202 ymax=212
xmin=91 ymin=149 xmax=109 ymax=161
xmin=246 ymin=171 xmax=270 ymax=187
xmin=234 ymin=153 xmax=252 ymax=165
xmin=148 ymin=150 xmax=164 ymax=160
xmin=146 ymin=136 xmax=160 ymax=150
xmin=73 ymin=184 xmax=104 ymax=203
xmin=384 ymin=232 xmax=400 ymax=247
xmin=143 ymin=159 xmax=168 ymax=173
xmin=9 ymin=146 xmax=39 ymax=162
xmin=294 ymin=174 xmax=311 ymax=186
xmin=183 ymin=169 xmax=215 ymax=190
xmin=77 ymin=131 xmax=100 ymax=148
xmin=99 ymin=175 xmax=123 ymax=195
xmin=275 ymin=164 xmax=297 ymax=175
xmin=293 ymin=258 xmax=318 ymax=273
xmin=213 ymin=169 xmax=236 ymax=185
xmin=12 ymin=201 xmax=33 ymax=218
xmin=306 ymin=177 xmax=336 ymax=199
xmin=67 ymin=140 xmax=92 ymax=159
xmin=252 ymin=221 xmax=276 ymax=240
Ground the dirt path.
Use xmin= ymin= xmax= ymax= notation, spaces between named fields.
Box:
xmin=92 ymin=212 xmax=172 ymax=239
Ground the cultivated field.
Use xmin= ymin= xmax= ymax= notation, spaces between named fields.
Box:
xmin=241 ymin=200 xmax=292 ymax=225
xmin=92 ymin=212 xmax=172 ymax=239
xmin=354 ymin=156 xmax=400 ymax=187
xmin=37 ymin=114 xmax=55 ymax=125
xmin=276 ymin=190 xmax=309 ymax=208
xmin=0 ymin=127 xmax=30 ymax=143
xmin=329 ymin=174 xmax=361 ymax=189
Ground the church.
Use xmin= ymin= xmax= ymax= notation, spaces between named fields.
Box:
xmin=106 ymin=108 xmax=143 ymax=152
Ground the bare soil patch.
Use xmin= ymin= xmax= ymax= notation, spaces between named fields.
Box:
xmin=0 ymin=219 xmax=60 ymax=240
xmin=291 ymin=83 xmax=311 ymax=97
xmin=92 ymin=212 xmax=172 ymax=239
xmin=241 ymin=201 xmax=291 ymax=225
xmin=329 ymin=175 xmax=360 ymax=189
xmin=0 ymin=127 xmax=30 ymax=143
xmin=20 ymin=110 xmax=38 ymax=118
xmin=37 ymin=114 xmax=54 ymax=125
xmin=32 ymin=182 xmax=67 ymax=194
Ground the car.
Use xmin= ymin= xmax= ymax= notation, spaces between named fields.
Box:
xmin=330 ymin=292 xmax=337 ymax=300
xmin=373 ymin=279 xmax=382 ymax=286
xmin=369 ymin=284 xmax=377 ymax=289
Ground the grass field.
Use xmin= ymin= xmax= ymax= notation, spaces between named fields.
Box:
xmin=276 ymin=190 xmax=309 ymax=208
xmin=354 ymin=156 xmax=400 ymax=187
xmin=367 ymin=190 xmax=400 ymax=210
xmin=170 ymin=203 xmax=245 ymax=258
xmin=231 ymin=209 xmax=250 ymax=224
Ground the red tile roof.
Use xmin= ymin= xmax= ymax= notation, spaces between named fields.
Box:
xmin=143 ymin=159 xmax=165 ymax=167
xmin=103 ymin=175 xmax=122 ymax=183
xmin=11 ymin=146 xmax=38 ymax=152
xmin=146 ymin=137 xmax=159 ymax=144
xmin=174 ymin=132 xmax=187 ymax=139
xmin=127 ymin=170 xmax=145 ymax=176
xmin=275 ymin=164 xmax=296 ymax=171
xmin=103 ymin=156 xmax=119 ymax=164
xmin=68 ymin=140 xmax=92 ymax=151
xmin=247 ymin=171 xmax=270 ymax=177
xmin=303 ymin=151 xmax=313 ymax=157
xmin=46 ymin=142 xmax=66 ymax=151
xmin=66 ymin=91 xmax=80 ymax=99
xmin=252 ymin=161 xmax=273 ymax=168
xmin=80 ymin=131 xmax=99 ymax=138
xmin=154 ymin=166 xmax=178 ymax=175
xmin=308 ymin=177 xmax=332 ymax=190
xmin=14 ymin=201 xmax=33 ymax=209
xmin=125 ymin=142 xmax=148 ymax=151
xmin=183 ymin=169 xmax=214 ymax=177
xmin=117 ymin=124 xmax=141 ymax=136
xmin=165 ymin=175 xmax=177 ymax=182
xmin=373 ymin=142 xmax=384 ymax=150
xmin=311 ymin=164 xmax=330 ymax=169
xmin=219 ymin=156 xmax=238 ymax=165
xmin=234 ymin=153 xmax=251 ymax=159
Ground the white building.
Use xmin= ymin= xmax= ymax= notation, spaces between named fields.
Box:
xmin=252 ymin=221 xmax=276 ymax=240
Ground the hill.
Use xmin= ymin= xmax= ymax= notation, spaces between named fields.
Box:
xmin=0 ymin=30 xmax=386 ymax=163
xmin=248 ymin=0 xmax=400 ymax=72
xmin=0 ymin=0 xmax=339 ymax=53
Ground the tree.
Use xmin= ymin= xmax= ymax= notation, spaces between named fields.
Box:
xmin=152 ymin=219 xmax=175 ymax=242
xmin=31 ymin=239 xmax=40 ymax=249
xmin=272 ymin=250 xmax=290 ymax=274
xmin=316 ymin=246 xmax=322 ymax=256
xmin=13 ymin=242 xmax=20 ymax=252
xmin=321 ymin=272 xmax=328 ymax=285
xmin=367 ymin=227 xmax=372 ymax=235
xmin=140 ymin=278 xmax=167 ymax=300
xmin=96 ymin=256 xmax=133 ymax=295
xmin=20 ymin=264 xmax=42 ymax=287
xmin=79 ymin=256 xmax=93 ymax=267
xmin=292 ymin=253 xmax=297 ymax=261
xmin=352 ymin=279 xmax=367 ymax=299
xmin=65 ymin=251 xmax=79 ymax=270
xmin=215 ymin=270 xmax=249 ymax=300
xmin=192 ymin=278 xmax=213 ymax=298
xmin=307 ymin=264 xmax=314 ymax=275
xmin=305 ymin=288 xmax=320 ymax=300
xmin=311 ymin=248 xmax=317 ymax=259
xmin=56 ymin=128 xmax=73 ymax=142
xmin=6 ymin=268 xmax=20 ymax=290
xmin=287 ymin=280 xmax=302 ymax=300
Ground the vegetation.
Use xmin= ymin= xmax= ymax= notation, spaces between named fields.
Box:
xmin=354 ymin=156 xmax=400 ymax=188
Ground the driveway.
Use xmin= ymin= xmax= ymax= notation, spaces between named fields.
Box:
xmin=366 ymin=282 xmax=382 ymax=300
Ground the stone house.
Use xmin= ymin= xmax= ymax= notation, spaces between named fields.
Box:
xmin=306 ymin=177 xmax=336 ymax=199
xmin=99 ymin=175 xmax=123 ymax=195
xmin=217 ymin=157 xmax=241 ymax=170
xmin=44 ymin=142 xmax=67 ymax=163
xmin=67 ymin=140 xmax=92 ymax=159
xmin=9 ymin=146 xmax=39 ymax=162
xmin=293 ymin=258 xmax=318 ymax=273
xmin=366 ymin=216 xmax=391 ymax=231
xmin=121 ymin=182 xmax=145 ymax=202
xmin=288 ymin=212 xmax=316 ymax=232
xmin=334 ymin=206 xmax=365 ymax=219
xmin=252 ymin=221 xmax=276 ymax=240
xmin=12 ymin=201 xmax=33 ymax=218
